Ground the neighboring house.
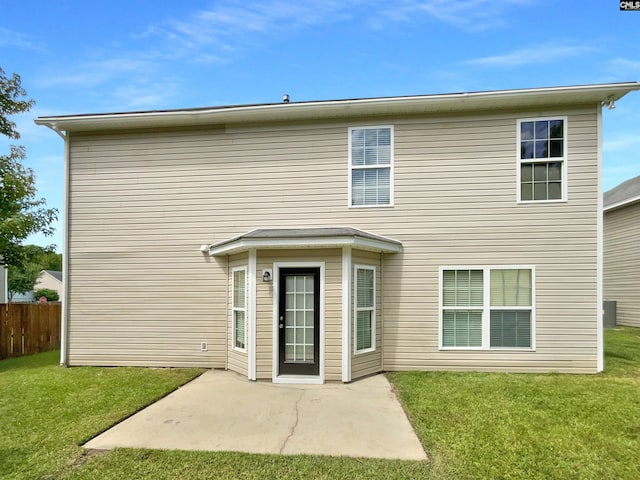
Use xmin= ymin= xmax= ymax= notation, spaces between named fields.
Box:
xmin=34 ymin=270 xmax=63 ymax=298
xmin=0 ymin=265 xmax=6 ymax=303
xmin=35 ymin=82 xmax=640 ymax=381
xmin=604 ymin=175 xmax=640 ymax=328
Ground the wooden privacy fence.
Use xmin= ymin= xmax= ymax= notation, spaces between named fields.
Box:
xmin=0 ymin=303 xmax=61 ymax=359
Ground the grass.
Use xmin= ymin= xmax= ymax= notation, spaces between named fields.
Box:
xmin=1 ymin=328 xmax=639 ymax=479
xmin=0 ymin=351 xmax=204 ymax=480
xmin=387 ymin=327 xmax=640 ymax=479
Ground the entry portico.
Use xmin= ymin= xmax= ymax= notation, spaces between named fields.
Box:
xmin=206 ymin=228 xmax=402 ymax=384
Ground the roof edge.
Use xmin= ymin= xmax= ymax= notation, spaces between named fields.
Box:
xmin=604 ymin=194 xmax=640 ymax=212
xmin=35 ymin=82 xmax=640 ymax=133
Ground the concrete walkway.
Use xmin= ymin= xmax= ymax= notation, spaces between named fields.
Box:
xmin=84 ymin=370 xmax=427 ymax=461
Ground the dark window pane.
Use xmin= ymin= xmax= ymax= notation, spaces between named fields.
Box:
xmin=535 ymin=121 xmax=549 ymax=139
xmin=490 ymin=310 xmax=531 ymax=348
xmin=548 ymin=162 xmax=561 ymax=181
xmin=550 ymin=140 xmax=563 ymax=157
xmin=521 ymin=141 xmax=534 ymax=159
xmin=534 ymin=163 xmax=547 ymax=181
xmin=521 ymin=163 xmax=533 ymax=182
xmin=535 ymin=140 xmax=548 ymax=158
xmin=534 ymin=182 xmax=547 ymax=200
xmin=548 ymin=182 xmax=562 ymax=199
xmin=521 ymin=122 xmax=534 ymax=140
xmin=549 ymin=119 xmax=563 ymax=139
xmin=521 ymin=183 xmax=533 ymax=201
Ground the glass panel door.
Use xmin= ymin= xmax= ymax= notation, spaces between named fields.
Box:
xmin=279 ymin=268 xmax=320 ymax=376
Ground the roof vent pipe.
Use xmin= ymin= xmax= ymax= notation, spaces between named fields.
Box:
xmin=283 ymin=94 xmax=290 ymax=103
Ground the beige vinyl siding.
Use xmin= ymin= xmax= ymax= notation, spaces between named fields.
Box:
xmin=67 ymin=105 xmax=600 ymax=373
xmin=351 ymin=251 xmax=383 ymax=380
xmin=604 ymin=202 xmax=640 ymax=327
xmin=256 ymin=249 xmax=342 ymax=381
xmin=228 ymin=253 xmax=248 ymax=376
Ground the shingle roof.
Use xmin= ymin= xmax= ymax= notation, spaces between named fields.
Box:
xmin=604 ymin=175 xmax=640 ymax=210
xmin=43 ymin=270 xmax=63 ymax=281
xmin=208 ymin=227 xmax=402 ymax=256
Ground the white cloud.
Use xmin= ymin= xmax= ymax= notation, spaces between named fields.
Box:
xmin=465 ymin=43 xmax=594 ymax=67
xmin=374 ymin=0 xmax=533 ymax=31
xmin=137 ymin=0 xmax=355 ymax=63
xmin=604 ymin=133 xmax=640 ymax=152
xmin=0 ymin=27 xmax=46 ymax=51
xmin=607 ymin=58 xmax=640 ymax=75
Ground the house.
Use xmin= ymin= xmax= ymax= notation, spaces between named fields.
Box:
xmin=35 ymin=82 xmax=640 ymax=382
xmin=34 ymin=270 xmax=63 ymax=299
xmin=0 ymin=266 xmax=6 ymax=303
xmin=604 ymin=175 xmax=640 ymax=328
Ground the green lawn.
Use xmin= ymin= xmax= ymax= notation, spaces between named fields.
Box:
xmin=1 ymin=328 xmax=639 ymax=479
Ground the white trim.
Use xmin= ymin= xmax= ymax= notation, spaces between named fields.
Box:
xmin=596 ymin=106 xmax=604 ymax=373
xmin=247 ymin=250 xmax=257 ymax=381
xmin=35 ymin=83 xmax=640 ymax=133
xmin=604 ymin=194 xmax=640 ymax=212
xmin=209 ymin=234 xmax=402 ymax=256
xmin=231 ymin=266 xmax=247 ymax=353
xmin=341 ymin=247 xmax=352 ymax=382
xmin=439 ymin=266 xmax=536 ymax=351
xmin=353 ymin=264 xmax=376 ymax=355
xmin=348 ymin=125 xmax=394 ymax=208
xmin=272 ymin=261 xmax=325 ymax=384
xmin=61 ymin=133 xmax=70 ymax=366
xmin=516 ymin=116 xmax=568 ymax=204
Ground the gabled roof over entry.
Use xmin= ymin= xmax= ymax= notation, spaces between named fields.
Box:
xmin=207 ymin=228 xmax=403 ymax=256
xmin=604 ymin=175 xmax=640 ymax=212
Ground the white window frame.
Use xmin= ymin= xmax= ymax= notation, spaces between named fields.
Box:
xmin=438 ymin=266 xmax=536 ymax=351
xmin=348 ymin=125 xmax=394 ymax=208
xmin=232 ymin=266 xmax=247 ymax=353
xmin=516 ymin=117 xmax=568 ymax=204
xmin=353 ymin=264 xmax=376 ymax=354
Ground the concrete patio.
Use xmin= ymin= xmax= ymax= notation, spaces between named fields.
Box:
xmin=84 ymin=370 xmax=427 ymax=461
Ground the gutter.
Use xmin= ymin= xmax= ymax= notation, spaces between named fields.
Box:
xmin=603 ymin=194 xmax=640 ymax=212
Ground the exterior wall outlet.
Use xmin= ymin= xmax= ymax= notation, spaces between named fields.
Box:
xmin=200 ymin=341 xmax=208 ymax=351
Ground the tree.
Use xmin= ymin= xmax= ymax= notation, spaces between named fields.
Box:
xmin=7 ymin=244 xmax=61 ymax=301
xmin=1 ymin=68 xmax=57 ymax=266
xmin=0 ymin=67 xmax=34 ymax=139
xmin=7 ymin=262 xmax=40 ymax=301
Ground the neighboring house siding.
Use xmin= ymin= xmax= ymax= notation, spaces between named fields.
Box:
xmin=604 ymin=201 xmax=640 ymax=327
xmin=0 ymin=266 xmax=7 ymax=303
xmin=66 ymin=105 xmax=599 ymax=372
xmin=34 ymin=272 xmax=63 ymax=297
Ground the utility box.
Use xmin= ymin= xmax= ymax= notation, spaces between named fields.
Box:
xmin=603 ymin=301 xmax=617 ymax=328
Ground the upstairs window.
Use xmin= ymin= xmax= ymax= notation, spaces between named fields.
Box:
xmin=518 ymin=118 xmax=567 ymax=202
xmin=349 ymin=126 xmax=393 ymax=207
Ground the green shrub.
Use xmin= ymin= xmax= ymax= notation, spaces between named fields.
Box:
xmin=34 ymin=288 xmax=59 ymax=301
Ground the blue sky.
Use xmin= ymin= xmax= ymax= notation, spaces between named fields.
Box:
xmin=1 ymin=0 xmax=640 ymax=250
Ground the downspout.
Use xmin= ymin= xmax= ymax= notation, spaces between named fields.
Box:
xmin=51 ymin=125 xmax=69 ymax=366
xmin=225 ymin=255 xmax=229 ymax=371
xmin=596 ymin=104 xmax=604 ymax=373
xmin=380 ymin=252 xmax=384 ymax=372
